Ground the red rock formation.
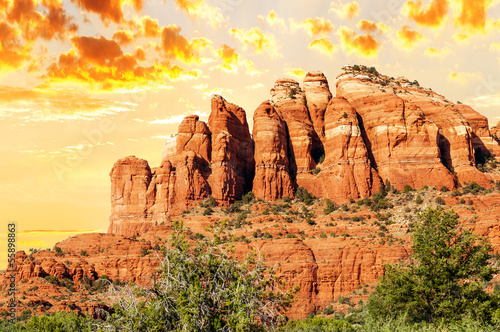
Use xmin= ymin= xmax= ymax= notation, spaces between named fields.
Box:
xmin=303 ymin=71 xmax=332 ymax=143
xmin=457 ymin=105 xmax=500 ymax=161
xmin=252 ymin=101 xmax=294 ymax=200
xmin=271 ymin=79 xmax=317 ymax=175
xmin=109 ymin=156 xmax=157 ymax=236
xmin=208 ymin=95 xmax=254 ymax=203
xmin=176 ymin=115 xmax=211 ymax=164
xmin=491 ymin=122 xmax=500 ymax=140
xmin=337 ymin=69 xmax=457 ymax=190
xmin=310 ymin=97 xmax=382 ymax=200
xmin=173 ymin=150 xmax=211 ymax=208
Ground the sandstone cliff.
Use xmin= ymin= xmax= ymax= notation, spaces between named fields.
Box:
xmin=109 ymin=66 xmax=500 ymax=235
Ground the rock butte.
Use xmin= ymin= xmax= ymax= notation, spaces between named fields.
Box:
xmin=109 ymin=66 xmax=500 ymax=236
xmin=2 ymin=66 xmax=500 ymax=320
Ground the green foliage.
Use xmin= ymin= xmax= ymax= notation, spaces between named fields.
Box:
xmin=242 ymin=191 xmax=255 ymax=204
xmin=104 ymin=221 xmax=295 ymax=331
xmin=80 ymin=250 xmax=89 ymax=257
xmin=371 ymin=193 xmax=393 ymax=212
xmin=140 ymin=247 xmax=149 ymax=257
xmin=367 ymin=207 xmax=500 ymax=324
xmin=295 ymin=187 xmax=315 ymax=206
xmin=312 ymin=167 xmax=321 ymax=175
xmin=440 ymin=185 xmax=449 ymax=192
xmin=289 ymin=87 xmax=297 ymax=99
xmin=403 ymin=185 xmax=413 ymax=193
xmin=200 ymin=196 xmax=217 ymax=208
xmin=462 ymin=182 xmax=486 ymax=195
xmin=21 ymin=312 xmax=93 ymax=331
xmin=202 ymin=207 xmax=213 ymax=216
xmin=276 ymin=316 xmax=352 ymax=331
xmin=415 ymin=195 xmax=423 ymax=205
xmin=435 ymin=196 xmax=445 ymax=205
xmin=54 ymin=246 xmax=65 ymax=256
xmin=323 ymin=199 xmax=337 ymax=215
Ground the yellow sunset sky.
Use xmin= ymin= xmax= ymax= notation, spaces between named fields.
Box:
xmin=1 ymin=0 xmax=500 ymax=269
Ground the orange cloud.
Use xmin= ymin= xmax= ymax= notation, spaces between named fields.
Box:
xmin=396 ymin=25 xmax=425 ymax=50
xmin=338 ymin=27 xmax=380 ymax=57
xmin=71 ymin=0 xmax=143 ymax=24
xmin=331 ymin=1 xmax=360 ymax=20
xmin=258 ymin=10 xmax=287 ymax=31
xmin=309 ymin=38 xmax=336 ymax=56
xmin=172 ymin=0 xmax=224 ymax=28
xmin=45 ymin=35 xmax=200 ymax=91
xmin=142 ymin=15 xmax=161 ymax=37
xmin=6 ymin=0 xmax=77 ymax=41
xmin=0 ymin=22 xmax=32 ymax=74
xmin=161 ymin=25 xmax=211 ymax=64
xmin=136 ymin=46 xmax=145 ymax=61
xmin=402 ymin=0 xmax=449 ymax=28
xmin=454 ymin=0 xmax=491 ymax=34
xmin=113 ymin=29 xmax=134 ymax=45
xmin=71 ymin=35 xmax=123 ymax=65
xmin=292 ymin=17 xmax=335 ymax=36
xmin=356 ymin=20 xmax=388 ymax=34
xmin=215 ymin=44 xmax=239 ymax=72
xmin=229 ymin=27 xmax=280 ymax=57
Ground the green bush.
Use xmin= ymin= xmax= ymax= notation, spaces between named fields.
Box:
xmin=276 ymin=316 xmax=351 ymax=331
xmin=295 ymin=187 xmax=315 ymax=206
xmin=22 ymin=311 xmax=93 ymax=331
xmin=435 ymin=196 xmax=445 ymax=205
xmin=403 ymin=185 xmax=413 ymax=193
xmin=324 ymin=199 xmax=337 ymax=215
xmin=105 ymin=221 xmax=295 ymax=331
xmin=367 ymin=207 xmax=500 ymax=324
xmin=415 ymin=195 xmax=423 ymax=205
xmin=242 ymin=191 xmax=255 ymax=204
xmin=462 ymin=182 xmax=485 ymax=195
xmin=440 ymin=186 xmax=449 ymax=192
xmin=203 ymin=207 xmax=214 ymax=216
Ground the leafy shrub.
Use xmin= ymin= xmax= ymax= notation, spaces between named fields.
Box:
xmin=203 ymin=207 xmax=214 ymax=216
xmin=242 ymin=191 xmax=254 ymax=204
xmin=105 ymin=221 xmax=295 ymax=331
xmin=312 ymin=167 xmax=321 ymax=175
xmin=262 ymin=232 xmax=273 ymax=239
xmin=367 ymin=207 xmax=500 ymax=324
xmin=415 ymin=195 xmax=423 ymax=204
xmin=324 ymin=199 xmax=337 ymax=215
xmin=23 ymin=311 xmax=93 ymax=331
xmin=435 ymin=197 xmax=446 ymax=205
xmin=403 ymin=185 xmax=413 ymax=193
xmin=440 ymin=186 xmax=449 ymax=192
xmin=462 ymin=182 xmax=485 ymax=195
xmin=295 ymin=187 xmax=315 ymax=206
xmin=54 ymin=246 xmax=64 ymax=256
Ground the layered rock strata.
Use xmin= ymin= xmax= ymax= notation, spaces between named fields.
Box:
xmin=110 ymin=67 xmax=500 ymax=235
xmin=252 ymin=101 xmax=294 ymax=200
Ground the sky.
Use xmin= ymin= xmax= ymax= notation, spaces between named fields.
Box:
xmin=1 ymin=0 xmax=500 ymax=269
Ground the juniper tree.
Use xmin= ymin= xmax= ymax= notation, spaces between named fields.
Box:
xmin=367 ymin=207 xmax=500 ymax=324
